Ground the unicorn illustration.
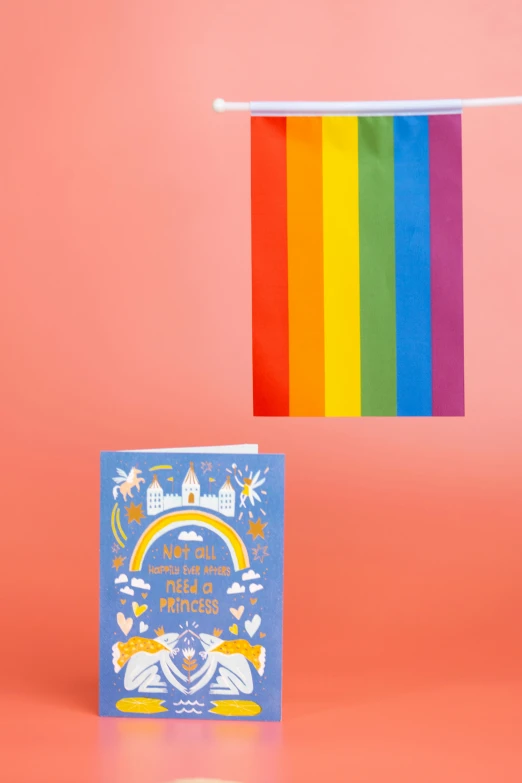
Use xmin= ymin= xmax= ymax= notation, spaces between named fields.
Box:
xmin=112 ymin=467 xmax=145 ymax=501
xmin=112 ymin=629 xmax=265 ymax=697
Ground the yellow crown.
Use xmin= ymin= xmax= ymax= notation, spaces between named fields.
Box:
xmin=213 ymin=628 xmax=223 ymax=637
xmin=154 ymin=626 xmax=165 ymax=637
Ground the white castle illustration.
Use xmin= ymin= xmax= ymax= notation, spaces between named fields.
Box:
xmin=147 ymin=462 xmax=236 ymax=518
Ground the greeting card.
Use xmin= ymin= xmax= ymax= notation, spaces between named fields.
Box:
xmin=100 ymin=445 xmax=284 ymax=721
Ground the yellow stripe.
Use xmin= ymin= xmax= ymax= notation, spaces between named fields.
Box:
xmin=129 ymin=510 xmax=249 ymax=572
xmin=149 ymin=464 xmax=173 ymax=471
xmin=322 ymin=116 xmax=361 ymax=416
xmin=116 ymin=507 xmax=127 ymax=541
xmin=111 ymin=503 xmax=124 ymax=548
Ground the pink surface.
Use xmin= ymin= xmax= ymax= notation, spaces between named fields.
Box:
xmin=1 ymin=1 xmax=522 ymax=781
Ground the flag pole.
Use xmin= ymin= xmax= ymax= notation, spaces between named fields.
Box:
xmin=212 ymin=96 xmax=522 ymax=116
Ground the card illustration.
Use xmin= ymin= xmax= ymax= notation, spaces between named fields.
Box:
xmin=100 ymin=450 xmax=284 ymax=720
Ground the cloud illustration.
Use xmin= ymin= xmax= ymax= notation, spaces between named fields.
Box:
xmin=114 ymin=574 xmax=128 ymax=584
xmin=120 ymin=585 xmax=135 ymax=596
xmin=249 ymin=583 xmax=264 ymax=594
xmin=241 ymin=569 xmax=260 ymax=581
xmin=131 ymin=578 xmax=151 ymax=590
xmin=227 ymin=582 xmax=246 ymax=595
xmin=178 ymin=531 xmax=203 ymax=542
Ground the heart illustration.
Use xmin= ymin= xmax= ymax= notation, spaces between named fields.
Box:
xmin=245 ymin=614 xmax=261 ymax=638
xmin=139 ymin=621 xmax=149 ymax=633
xmin=229 ymin=623 xmax=238 ymax=635
xmin=260 ymin=632 xmax=266 ymax=638
xmin=230 ymin=606 xmax=244 ymax=620
xmin=120 ymin=599 xmax=126 ymax=604
xmin=141 ymin=592 xmax=148 ymax=599
xmin=132 ymin=602 xmax=148 ymax=617
xmin=250 ymin=598 xmax=258 ymax=605
xmin=117 ymin=612 xmax=133 ymax=636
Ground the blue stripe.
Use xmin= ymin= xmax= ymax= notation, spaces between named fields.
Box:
xmin=394 ymin=116 xmax=432 ymax=416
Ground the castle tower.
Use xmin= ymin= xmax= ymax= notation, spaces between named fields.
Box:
xmin=147 ymin=474 xmax=164 ymax=515
xmin=218 ymin=475 xmax=236 ymax=518
xmin=182 ymin=461 xmax=200 ymax=506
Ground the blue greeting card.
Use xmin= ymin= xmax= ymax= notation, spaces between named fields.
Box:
xmin=100 ymin=445 xmax=284 ymax=721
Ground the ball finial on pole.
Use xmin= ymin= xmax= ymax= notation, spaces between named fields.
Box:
xmin=213 ymin=98 xmax=226 ymax=113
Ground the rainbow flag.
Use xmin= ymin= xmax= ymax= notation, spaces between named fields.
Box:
xmin=251 ymin=114 xmax=464 ymax=417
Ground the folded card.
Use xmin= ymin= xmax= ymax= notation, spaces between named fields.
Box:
xmin=99 ymin=445 xmax=284 ymax=721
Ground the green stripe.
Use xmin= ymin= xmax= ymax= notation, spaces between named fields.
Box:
xmin=358 ymin=117 xmax=397 ymax=416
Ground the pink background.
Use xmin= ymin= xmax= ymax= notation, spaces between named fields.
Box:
xmin=1 ymin=1 xmax=522 ymax=781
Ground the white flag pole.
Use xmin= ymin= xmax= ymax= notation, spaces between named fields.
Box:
xmin=212 ymin=96 xmax=522 ymax=116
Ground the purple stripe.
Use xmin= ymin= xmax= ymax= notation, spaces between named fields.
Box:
xmin=429 ymin=114 xmax=464 ymax=416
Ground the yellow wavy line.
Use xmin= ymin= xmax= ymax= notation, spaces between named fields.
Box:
xmin=111 ymin=503 xmax=124 ymax=548
xmin=116 ymin=507 xmax=127 ymax=541
xmin=149 ymin=464 xmax=173 ymax=471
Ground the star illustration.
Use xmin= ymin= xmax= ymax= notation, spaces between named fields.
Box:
xmin=112 ymin=555 xmax=126 ymax=571
xmin=125 ymin=501 xmax=145 ymax=525
xmin=111 ymin=542 xmax=120 ymax=553
xmin=252 ymin=544 xmax=269 ymax=563
xmin=247 ymin=518 xmax=267 ymax=541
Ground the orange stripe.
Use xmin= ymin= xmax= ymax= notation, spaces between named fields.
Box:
xmin=287 ymin=117 xmax=325 ymax=416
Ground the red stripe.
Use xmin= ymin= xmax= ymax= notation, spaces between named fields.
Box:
xmin=251 ymin=117 xmax=289 ymax=416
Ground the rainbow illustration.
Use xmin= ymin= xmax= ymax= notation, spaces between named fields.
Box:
xmin=251 ymin=114 xmax=464 ymax=417
xmin=129 ymin=509 xmax=250 ymax=572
